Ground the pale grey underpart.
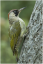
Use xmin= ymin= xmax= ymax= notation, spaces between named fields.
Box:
xmin=18 ymin=0 xmax=42 ymax=63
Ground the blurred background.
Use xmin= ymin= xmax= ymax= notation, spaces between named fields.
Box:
xmin=1 ymin=1 xmax=35 ymax=63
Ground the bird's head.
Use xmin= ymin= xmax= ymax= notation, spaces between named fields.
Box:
xmin=8 ymin=7 xmax=26 ymax=21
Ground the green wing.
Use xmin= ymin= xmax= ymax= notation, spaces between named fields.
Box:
xmin=9 ymin=21 xmax=21 ymax=51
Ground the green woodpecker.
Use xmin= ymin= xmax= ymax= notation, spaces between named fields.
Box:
xmin=8 ymin=7 xmax=26 ymax=61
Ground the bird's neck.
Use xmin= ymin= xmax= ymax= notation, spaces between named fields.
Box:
xmin=9 ymin=16 xmax=24 ymax=26
xmin=9 ymin=16 xmax=19 ymax=25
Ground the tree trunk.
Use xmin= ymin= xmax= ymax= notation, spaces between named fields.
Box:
xmin=18 ymin=0 xmax=42 ymax=63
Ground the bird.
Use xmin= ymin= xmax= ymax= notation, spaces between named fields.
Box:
xmin=8 ymin=7 xmax=26 ymax=61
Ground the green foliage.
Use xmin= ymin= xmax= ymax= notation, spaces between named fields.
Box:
xmin=1 ymin=1 xmax=35 ymax=63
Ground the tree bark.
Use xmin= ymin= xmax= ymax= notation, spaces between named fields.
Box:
xmin=18 ymin=0 xmax=42 ymax=63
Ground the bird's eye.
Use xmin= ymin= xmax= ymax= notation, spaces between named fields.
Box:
xmin=13 ymin=10 xmax=19 ymax=16
xmin=13 ymin=10 xmax=16 ymax=14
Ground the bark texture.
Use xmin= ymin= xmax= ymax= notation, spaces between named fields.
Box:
xmin=18 ymin=0 xmax=42 ymax=63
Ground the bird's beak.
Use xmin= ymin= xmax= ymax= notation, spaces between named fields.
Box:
xmin=18 ymin=7 xmax=26 ymax=13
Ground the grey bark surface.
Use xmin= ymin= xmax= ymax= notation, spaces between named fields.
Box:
xmin=18 ymin=0 xmax=42 ymax=63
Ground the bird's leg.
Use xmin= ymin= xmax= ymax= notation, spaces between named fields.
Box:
xmin=23 ymin=26 xmax=29 ymax=40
